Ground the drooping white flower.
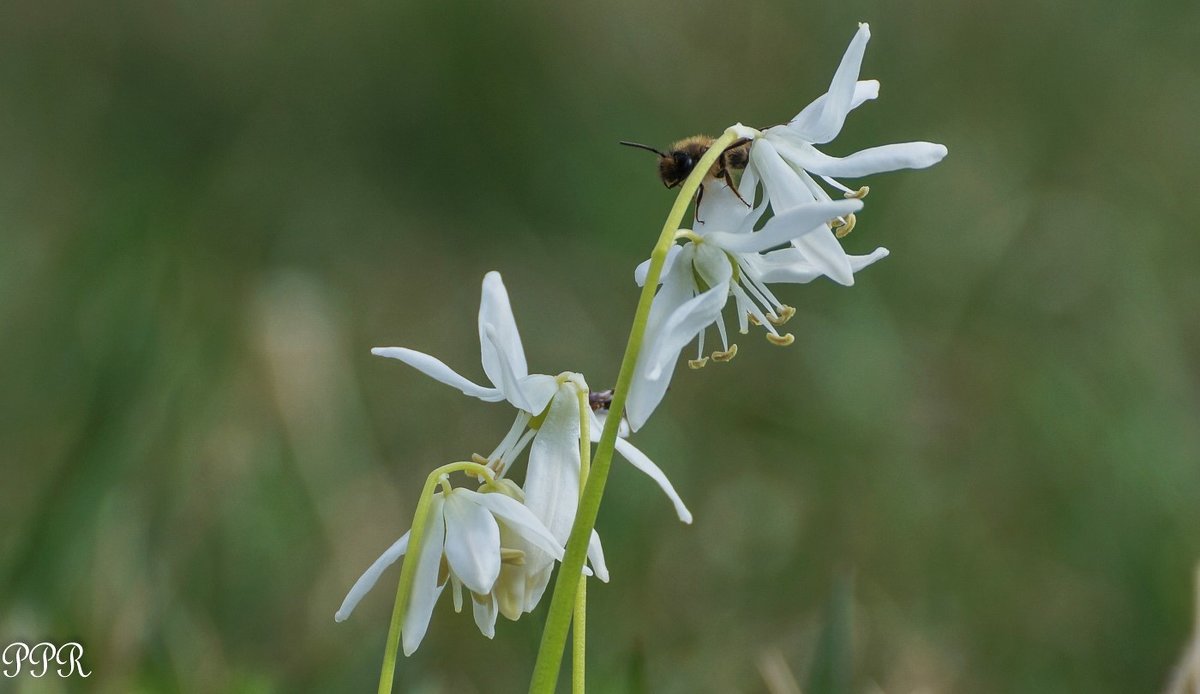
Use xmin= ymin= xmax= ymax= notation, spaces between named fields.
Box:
xmin=625 ymin=186 xmax=864 ymax=431
xmin=371 ymin=272 xmax=558 ymax=415
xmin=334 ymin=483 xmax=564 ymax=655
xmin=733 ymin=22 xmax=947 ymax=285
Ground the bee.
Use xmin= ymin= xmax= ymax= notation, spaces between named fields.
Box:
xmin=619 ymin=135 xmax=753 ymax=214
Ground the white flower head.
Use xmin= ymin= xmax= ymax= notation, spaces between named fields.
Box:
xmin=734 ymin=22 xmax=947 ymax=286
xmin=626 ymin=185 xmax=865 ymax=431
xmin=334 ymin=482 xmax=563 ymax=655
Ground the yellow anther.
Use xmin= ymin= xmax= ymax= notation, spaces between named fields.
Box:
xmin=766 ymin=332 xmax=795 ymax=346
xmin=500 ymin=548 xmax=526 ymax=565
xmin=471 ymin=453 xmax=490 ymax=465
xmin=748 ymin=313 xmax=761 ymax=326
xmin=688 ymin=357 xmax=709 ymax=369
xmin=833 ymin=213 xmax=857 ymax=239
xmin=768 ymin=305 xmax=796 ymax=326
xmin=844 ymin=185 xmax=870 ymax=200
xmin=711 ymin=344 xmax=739 ymax=362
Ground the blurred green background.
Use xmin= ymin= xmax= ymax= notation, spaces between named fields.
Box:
xmin=2 ymin=0 xmax=1198 ymax=692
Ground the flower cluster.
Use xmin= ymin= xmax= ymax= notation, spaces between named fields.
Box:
xmin=336 ymin=21 xmax=945 ymax=686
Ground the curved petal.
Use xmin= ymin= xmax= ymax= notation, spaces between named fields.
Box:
xmin=515 ymin=374 xmax=559 ymax=416
xmin=789 ymin=80 xmax=879 ymax=139
xmin=646 ymin=280 xmax=729 ymax=381
xmin=613 ymin=438 xmax=693 ymax=523
xmin=483 ymin=328 xmax=553 ymax=413
xmin=402 ymin=495 xmax=447 ymax=656
xmin=775 ymin=137 xmax=949 ymax=178
xmin=524 ymin=385 xmax=581 ymax=559
xmin=371 ymin=347 xmax=503 ymax=402
xmin=587 ymin=530 xmax=610 ymax=583
xmin=749 ymin=247 xmax=890 ymax=284
xmin=792 ymin=23 xmax=871 ymax=144
xmin=523 ymin=565 xmax=554 ymax=613
xmin=479 ymin=272 xmax=529 ymax=387
xmin=442 ymin=490 xmax=502 ymax=595
xmin=695 ymin=179 xmax=752 ymax=233
xmin=334 ymin=532 xmax=411 ymax=622
xmin=705 ymin=199 xmax=863 ymax=254
xmin=471 ymin=591 xmax=499 ymax=639
xmin=458 ymin=489 xmax=564 ymax=559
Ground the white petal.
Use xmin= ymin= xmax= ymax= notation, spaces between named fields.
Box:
xmin=789 ymin=80 xmax=880 ymax=137
xmin=587 ymin=530 xmax=610 ymax=583
xmin=751 ymin=138 xmax=819 ymax=210
xmin=334 ymin=532 xmax=411 ymax=622
xmin=371 ymin=347 xmax=503 ymax=402
xmin=451 ymin=575 xmax=463 ymax=613
xmin=471 ymin=592 xmax=499 ymax=639
xmin=626 ymin=253 xmax=700 ymax=432
xmin=646 ymin=280 xmax=730 ymax=380
xmin=402 ymin=495 xmax=447 ymax=656
xmin=634 ymin=245 xmax=682 ymax=288
xmin=515 ymin=374 xmax=559 ymax=415
xmin=694 ymin=179 xmax=752 ymax=233
xmin=749 ymin=247 xmax=890 ymax=284
xmin=524 ymin=385 xmax=582 ymax=560
xmin=457 ymin=489 xmax=565 ymax=559
xmin=442 ymin=490 xmax=502 ymax=595
xmin=483 ymin=328 xmax=552 ymax=413
xmin=478 ymin=272 xmax=529 ymax=387
xmin=523 ymin=565 xmax=554 ymax=613
xmin=613 ymin=438 xmax=693 ymax=523
xmin=775 ymin=137 xmax=948 ymax=178
xmin=704 ymin=199 xmax=863 ymax=254
xmin=793 ymin=23 xmax=871 ymax=144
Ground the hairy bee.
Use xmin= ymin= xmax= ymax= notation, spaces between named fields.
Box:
xmin=619 ymin=135 xmax=752 ymax=211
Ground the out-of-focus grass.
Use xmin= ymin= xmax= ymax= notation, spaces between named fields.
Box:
xmin=1 ymin=1 xmax=1198 ymax=692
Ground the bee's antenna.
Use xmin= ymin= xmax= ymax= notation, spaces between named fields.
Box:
xmin=619 ymin=141 xmax=667 ymax=157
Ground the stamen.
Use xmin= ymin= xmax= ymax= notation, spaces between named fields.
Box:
xmin=711 ymin=344 xmax=738 ymax=362
xmin=766 ymin=333 xmax=795 ymax=346
xmin=500 ymin=548 xmax=526 ymax=565
xmin=471 ymin=453 xmax=489 ymax=465
xmin=748 ymin=313 xmax=761 ymax=327
xmin=843 ymin=185 xmax=870 ymax=200
xmin=688 ymin=357 xmax=709 ymax=369
xmin=673 ymin=229 xmax=703 ymax=244
xmin=768 ymin=305 xmax=795 ymax=326
xmin=833 ymin=213 xmax=857 ymax=239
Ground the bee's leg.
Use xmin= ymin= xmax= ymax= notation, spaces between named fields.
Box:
xmin=722 ymin=168 xmax=751 ymax=208
xmin=693 ymin=183 xmax=705 ymax=224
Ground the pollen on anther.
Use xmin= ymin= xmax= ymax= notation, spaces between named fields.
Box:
xmin=688 ymin=357 xmax=709 ymax=369
xmin=768 ymin=305 xmax=796 ymax=326
xmin=471 ymin=453 xmax=490 ymax=465
xmin=711 ymin=344 xmax=739 ymax=362
xmin=500 ymin=548 xmax=526 ymax=565
xmin=748 ymin=313 xmax=761 ymax=327
xmin=833 ymin=213 xmax=857 ymax=239
xmin=844 ymin=185 xmax=870 ymax=200
xmin=766 ymin=333 xmax=795 ymax=346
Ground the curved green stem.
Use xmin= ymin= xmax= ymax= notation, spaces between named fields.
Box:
xmin=572 ymin=386 xmax=591 ymax=694
xmin=378 ymin=461 xmax=494 ymax=694
xmin=527 ymin=128 xmax=742 ymax=694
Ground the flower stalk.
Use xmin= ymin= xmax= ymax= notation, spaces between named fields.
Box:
xmin=526 ymin=128 xmax=743 ymax=694
xmin=377 ymin=461 xmax=494 ymax=694
xmin=572 ymin=385 xmax=591 ymax=694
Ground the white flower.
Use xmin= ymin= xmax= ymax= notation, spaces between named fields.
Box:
xmin=626 ymin=186 xmax=863 ymax=431
xmin=371 ymin=272 xmax=558 ymax=415
xmin=736 ymin=22 xmax=947 ymax=285
xmin=334 ymin=483 xmax=564 ymax=655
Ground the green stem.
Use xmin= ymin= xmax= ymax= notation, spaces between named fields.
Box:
xmin=527 ymin=129 xmax=742 ymax=694
xmin=378 ymin=461 xmax=494 ymax=694
xmin=572 ymin=385 xmax=591 ymax=694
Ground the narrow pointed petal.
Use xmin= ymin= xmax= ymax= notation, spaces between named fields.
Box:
xmin=523 ymin=565 xmax=554 ymax=613
xmin=451 ymin=576 xmax=464 ymax=613
xmin=795 ymin=23 xmax=871 ymax=144
xmin=483 ymin=328 xmax=550 ymax=413
xmin=371 ymin=347 xmax=503 ymax=402
xmin=613 ymin=438 xmax=693 ymax=523
xmin=749 ymin=247 xmax=889 ymax=284
xmin=442 ymin=491 xmax=502 ymax=595
xmin=524 ymin=386 xmax=581 ymax=558
xmin=335 ymin=532 xmax=411 ymax=622
xmin=515 ymin=374 xmax=558 ymax=415
xmin=694 ymin=179 xmax=752 ymax=233
xmin=587 ymin=530 xmax=610 ymax=583
xmin=471 ymin=592 xmax=499 ymax=639
xmin=457 ymin=489 xmax=564 ymax=559
xmin=402 ymin=496 xmax=447 ymax=656
xmin=625 ymin=254 xmax=699 ymax=432
xmin=789 ymin=80 xmax=880 ymax=137
xmin=646 ymin=280 xmax=730 ymax=380
xmin=776 ymin=137 xmax=949 ymax=178
xmin=705 ymin=199 xmax=862 ymax=254
xmin=478 ymin=272 xmax=529 ymax=387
